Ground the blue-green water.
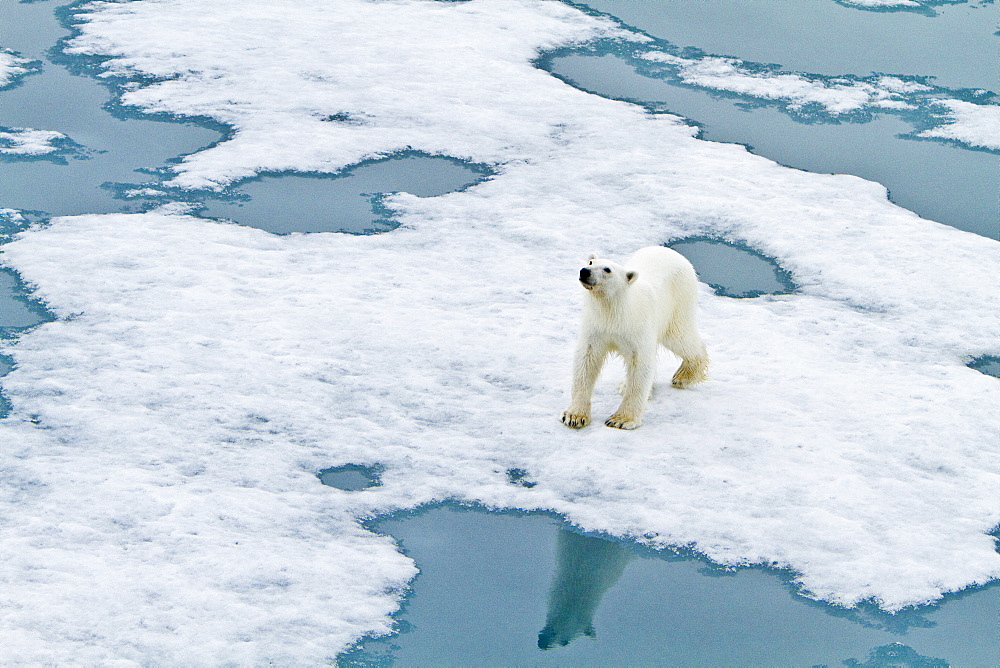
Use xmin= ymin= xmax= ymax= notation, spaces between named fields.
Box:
xmin=0 ymin=10 xmax=223 ymax=216
xmin=338 ymin=504 xmax=996 ymax=666
xmin=0 ymin=269 xmax=45 ymax=331
xmin=194 ymin=156 xmax=488 ymax=235
xmin=970 ymin=356 xmax=1000 ymax=378
xmin=669 ymin=238 xmax=795 ymax=298
xmin=319 ymin=464 xmax=383 ymax=492
xmin=0 ymin=264 xmax=50 ymax=413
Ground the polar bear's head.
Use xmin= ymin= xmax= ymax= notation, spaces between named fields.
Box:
xmin=579 ymin=253 xmax=636 ymax=295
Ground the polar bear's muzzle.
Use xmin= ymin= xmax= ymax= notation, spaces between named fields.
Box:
xmin=579 ymin=267 xmax=595 ymax=288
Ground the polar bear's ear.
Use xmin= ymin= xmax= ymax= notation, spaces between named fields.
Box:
xmin=587 ymin=253 xmax=598 ymax=261
xmin=626 ymin=270 xmax=637 ymax=283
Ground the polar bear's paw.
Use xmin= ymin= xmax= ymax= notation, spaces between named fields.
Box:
xmin=671 ymin=357 xmax=708 ymax=389
xmin=561 ymin=410 xmax=591 ymax=429
xmin=605 ymin=413 xmax=642 ymax=430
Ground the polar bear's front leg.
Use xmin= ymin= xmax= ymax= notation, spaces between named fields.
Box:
xmin=562 ymin=342 xmax=607 ymax=429
xmin=606 ymin=350 xmax=655 ymax=430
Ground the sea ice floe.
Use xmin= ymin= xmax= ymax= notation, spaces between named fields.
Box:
xmin=637 ymin=51 xmax=999 ymax=151
xmin=0 ymin=0 xmax=998 ymax=662
xmin=838 ymin=0 xmax=922 ymax=7
xmin=835 ymin=0 xmax=974 ymax=10
xmin=641 ymin=52 xmax=923 ymax=114
xmin=0 ymin=49 xmax=36 ymax=89
xmin=0 ymin=127 xmax=75 ymax=157
xmin=918 ymin=99 xmax=1000 ymax=150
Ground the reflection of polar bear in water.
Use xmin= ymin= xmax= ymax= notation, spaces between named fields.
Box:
xmin=537 ymin=529 xmax=631 ymax=650
xmin=561 ymin=247 xmax=709 ymax=430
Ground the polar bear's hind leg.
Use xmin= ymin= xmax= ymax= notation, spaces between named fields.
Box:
xmin=664 ymin=331 xmax=709 ymax=388
xmin=662 ymin=324 xmax=709 ymax=389
xmin=662 ymin=280 xmax=708 ymax=388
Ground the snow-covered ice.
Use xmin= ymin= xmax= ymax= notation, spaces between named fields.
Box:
xmin=836 ymin=0 xmax=967 ymax=9
xmin=0 ymin=49 xmax=34 ymax=89
xmin=0 ymin=127 xmax=74 ymax=157
xmin=919 ymin=99 xmax=1000 ymax=150
xmin=0 ymin=0 xmax=998 ymax=662
xmin=839 ymin=0 xmax=922 ymax=7
xmin=641 ymin=52 xmax=934 ymax=113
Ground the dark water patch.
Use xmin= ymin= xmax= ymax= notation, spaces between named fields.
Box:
xmin=0 ymin=268 xmax=50 ymax=335
xmin=546 ymin=53 xmax=998 ymax=238
xmin=0 ymin=364 xmax=10 ymax=418
xmin=339 ymin=503 xmax=1000 ymax=666
xmin=969 ymin=356 xmax=1000 ymax=378
xmin=0 ymin=353 xmax=12 ymax=419
xmin=190 ymin=155 xmax=489 ymax=235
xmin=0 ymin=264 xmax=52 ymax=420
xmin=668 ymin=238 xmax=795 ymax=298
xmin=506 ymin=468 xmax=538 ymax=488
xmin=0 ymin=209 xmax=50 ymax=419
xmin=319 ymin=464 xmax=384 ymax=491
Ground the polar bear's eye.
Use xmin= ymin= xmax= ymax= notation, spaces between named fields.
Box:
xmin=603 ymin=267 xmax=611 ymax=273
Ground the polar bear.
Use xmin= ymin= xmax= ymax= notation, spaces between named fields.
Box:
xmin=561 ymin=246 xmax=708 ymax=430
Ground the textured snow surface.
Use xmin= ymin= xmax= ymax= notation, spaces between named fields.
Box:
xmin=1 ymin=0 xmax=999 ymax=662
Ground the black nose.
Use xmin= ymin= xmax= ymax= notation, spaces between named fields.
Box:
xmin=579 ymin=267 xmax=591 ymax=279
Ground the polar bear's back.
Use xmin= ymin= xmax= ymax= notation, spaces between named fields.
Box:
xmin=625 ymin=246 xmax=700 ymax=336
xmin=625 ymin=246 xmax=697 ymax=288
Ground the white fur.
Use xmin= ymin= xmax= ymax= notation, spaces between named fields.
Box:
xmin=561 ymin=246 xmax=709 ymax=430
